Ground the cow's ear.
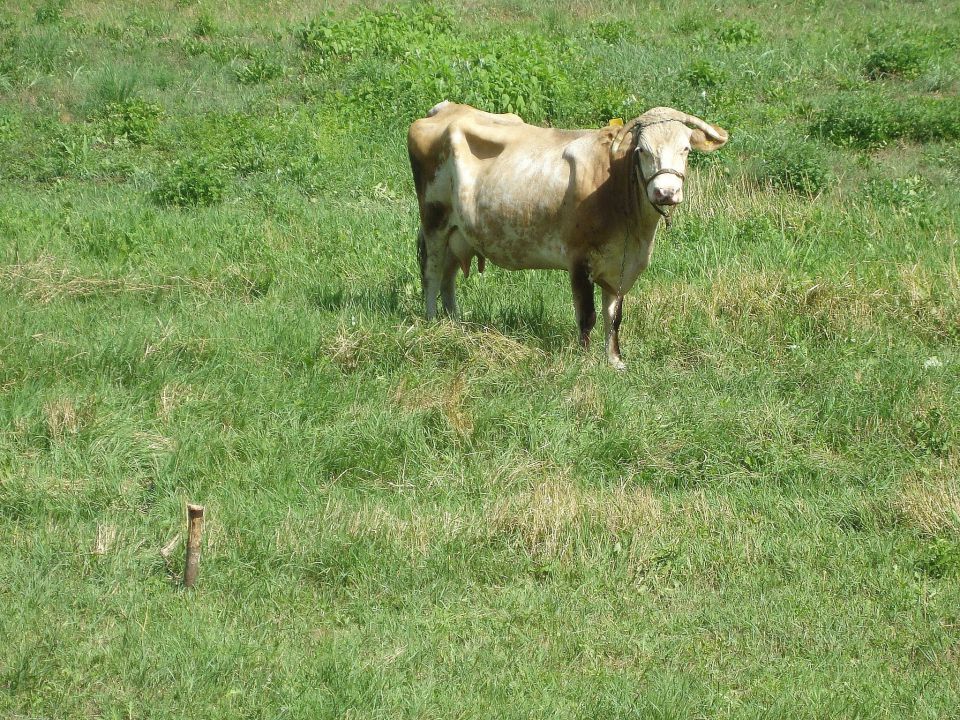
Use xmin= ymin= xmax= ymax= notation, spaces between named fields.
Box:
xmin=690 ymin=125 xmax=729 ymax=152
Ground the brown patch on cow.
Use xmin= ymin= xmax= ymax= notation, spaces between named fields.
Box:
xmin=422 ymin=201 xmax=450 ymax=236
xmin=477 ymin=255 xmax=486 ymax=273
xmin=408 ymin=150 xmax=426 ymax=195
xmin=417 ymin=228 xmax=427 ymax=286
xmin=566 ymin=150 xmax=634 ymax=257
xmin=408 ymin=116 xmax=455 ymax=195
xmin=608 ymin=295 xmax=623 ymax=358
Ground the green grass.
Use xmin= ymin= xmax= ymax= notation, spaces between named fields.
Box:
xmin=1 ymin=1 xmax=959 ymax=718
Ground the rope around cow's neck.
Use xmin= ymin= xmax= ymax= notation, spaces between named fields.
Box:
xmin=633 ymin=156 xmax=684 ymax=228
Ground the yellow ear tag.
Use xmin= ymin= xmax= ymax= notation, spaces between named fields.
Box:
xmin=608 ymin=118 xmax=624 ymax=127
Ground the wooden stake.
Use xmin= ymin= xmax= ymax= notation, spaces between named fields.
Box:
xmin=184 ymin=503 xmax=205 ymax=588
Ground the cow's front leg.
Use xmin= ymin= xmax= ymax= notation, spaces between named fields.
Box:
xmin=601 ymin=286 xmax=625 ymax=370
xmin=421 ymin=230 xmax=446 ymax=320
xmin=570 ymin=261 xmax=596 ymax=350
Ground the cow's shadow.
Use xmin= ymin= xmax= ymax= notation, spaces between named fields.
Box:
xmin=309 ymin=284 xmax=411 ymax=317
xmin=310 ymin=281 xmax=574 ymax=353
xmin=464 ymin=295 xmax=572 ymax=353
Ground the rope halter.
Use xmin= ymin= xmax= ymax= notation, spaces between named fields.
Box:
xmin=633 ymin=161 xmax=685 ymax=226
xmin=612 ymin=117 xmax=687 ymax=227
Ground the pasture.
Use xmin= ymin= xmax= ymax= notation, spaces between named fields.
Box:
xmin=1 ymin=0 xmax=959 ymax=717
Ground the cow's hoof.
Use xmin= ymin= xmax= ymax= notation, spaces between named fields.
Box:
xmin=608 ymin=356 xmax=626 ymax=371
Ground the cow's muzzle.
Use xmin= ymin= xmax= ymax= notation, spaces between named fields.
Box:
xmin=634 ymin=155 xmax=686 ymax=222
xmin=652 ymin=186 xmax=681 ymax=206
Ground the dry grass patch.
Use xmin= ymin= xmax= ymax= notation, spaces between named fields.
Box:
xmin=44 ymin=397 xmax=86 ymax=441
xmin=481 ymin=454 xmax=581 ymax=494
xmin=276 ymin=500 xmax=474 ymax=558
xmin=327 ymin=321 xmax=545 ymax=373
xmin=891 ymin=261 xmax=960 ymax=340
xmin=157 ymin=383 xmax=191 ymax=420
xmin=673 ymin=489 xmax=736 ymax=528
xmin=489 ymin=478 xmax=662 ymax=561
xmin=896 ymin=466 xmax=960 ymax=537
xmin=91 ymin=523 xmax=118 ymax=556
xmin=686 ymin=171 xmax=810 ymax=222
xmin=564 ymin=377 xmax=606 ymax=422
xmin=0 ymin=256 xmax=227 ymax=303
xmin=706 ymin=271 xmax=885 ymax=332
xmin=131 ymin=431 xmax=176 ymax=455
xmin=392 ymin=374 xmax=474 ymax=436
xmin=638 ymin=263 xmax=958 ymax=343
xmin=276 ymin=477 xmax=664 ymax=567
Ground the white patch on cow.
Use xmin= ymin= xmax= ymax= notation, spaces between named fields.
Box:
xmin=636 ymin=123 xmax=693 ymax=205
xmin=433 ymin=136 xmax=576 ymax=271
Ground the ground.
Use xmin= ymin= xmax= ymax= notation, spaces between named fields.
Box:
xmin=1 ymin=1 xmax=959 ymax=718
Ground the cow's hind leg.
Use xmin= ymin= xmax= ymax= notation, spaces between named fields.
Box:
xmin=420 ymin=228 xmax=447 ymax=320
xmin=601 ymin=286 xmax=625 ymax=370
xmin=570 ymin=261 xmax=596 ymax=349
xmin=440 ymin=251 xmax=460 ymax=319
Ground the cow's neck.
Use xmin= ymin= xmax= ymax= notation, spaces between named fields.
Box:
xmin=632 ymin=190 xmax=665 ymax=239
xmin=592 ymin=143 xmax=663 ymax=294
xmin=612 ymin=147 xmax=662 ymax=244
xmin=610 ymin=140 xmax=661 ymax=229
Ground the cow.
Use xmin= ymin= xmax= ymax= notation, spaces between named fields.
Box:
xmin=407 ymin=101 xmax=728 ymax=369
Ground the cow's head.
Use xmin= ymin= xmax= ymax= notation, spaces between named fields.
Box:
xmin=614 ymin=108 xmax=728 ymax=209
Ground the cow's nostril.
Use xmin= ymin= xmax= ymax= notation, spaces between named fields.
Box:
xmin=653 ymin=188 xmax=681 ymax=206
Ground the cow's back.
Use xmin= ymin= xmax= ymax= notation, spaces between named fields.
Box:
xmin=408 ymin=103 xmax=524 ymax=194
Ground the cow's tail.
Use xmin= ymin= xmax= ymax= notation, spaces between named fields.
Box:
xmin=416 ymin=225 xmax=427 ymax=296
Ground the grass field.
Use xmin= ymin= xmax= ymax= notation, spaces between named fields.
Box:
xmin=2 ymin=0 xmax=959 ymax=717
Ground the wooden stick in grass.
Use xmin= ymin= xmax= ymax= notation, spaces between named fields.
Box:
xmin=184 ymin=503 xmax=205 ymax=588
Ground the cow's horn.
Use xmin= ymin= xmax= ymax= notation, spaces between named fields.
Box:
xmin=610 ymin=109 xmax=727 ymax=157
xmin=642 ymin=107 xmax=727 ymax=142
xmin=678 ymin=112 xmax=727 ymax=142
